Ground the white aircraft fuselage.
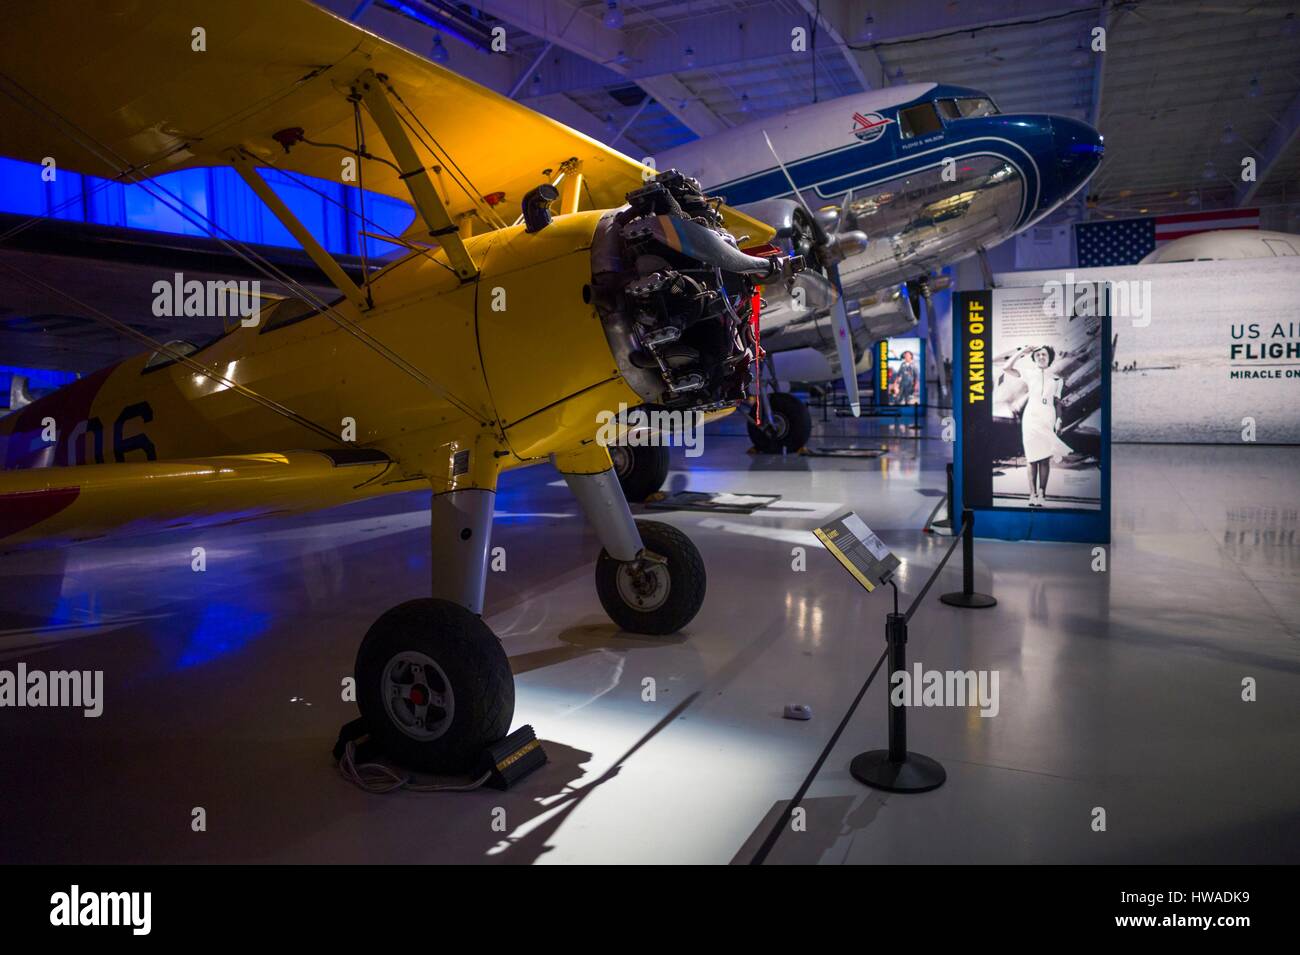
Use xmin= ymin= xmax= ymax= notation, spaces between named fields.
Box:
xmin=658 ymin=82 xmax=1105 ymax=376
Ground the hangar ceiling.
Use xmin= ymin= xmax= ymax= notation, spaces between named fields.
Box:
xmin=331 ymin=0 xmax=1300 ymax=218
xmin=0 ymin=0 xmax=1296 ymax=376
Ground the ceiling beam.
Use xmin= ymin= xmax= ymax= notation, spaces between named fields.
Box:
xmin=841 ymin=0 xmax=1094 ymax=47
xmin=471 ymin=0 xmax=729 ymax=138
xmin=791 ymin=0 xmax=869 ymax=93
xmin=1237 ymin=87 xmax=1300 ymax=206
xmin=1088 ymin=2 xmax=1110 ymax=131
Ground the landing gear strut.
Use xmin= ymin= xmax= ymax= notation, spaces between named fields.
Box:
xmin=353 ymin=487 xmax=512 ymax=774
xmin=561 ymin=464 xmax=707 ymax=635
xmin=747 ymin=390 xmax=812 ymax=453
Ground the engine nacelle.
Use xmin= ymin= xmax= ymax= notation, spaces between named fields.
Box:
xmin=592 ymin=170 xmax=784 ymax=411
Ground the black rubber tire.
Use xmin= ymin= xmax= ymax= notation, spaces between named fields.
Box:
xmin=611 ymin=443 xmax=670 ymax=502
xmin=355 ymin=598 xmax=514 ymax=773
xmin=595 ymin=520 xmax=706 ymax=636
xmin=747 ymin=391 xmax=812 ymax=453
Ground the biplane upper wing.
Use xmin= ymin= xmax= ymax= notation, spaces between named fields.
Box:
xmin=0 ymin=0 xmax=774 ymax=243
xmin=0 ymin=450 xmax=396 ymax=549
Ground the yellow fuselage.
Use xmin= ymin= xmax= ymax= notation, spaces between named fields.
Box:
xmin=2 ymin=210 xmax=638 ymax=490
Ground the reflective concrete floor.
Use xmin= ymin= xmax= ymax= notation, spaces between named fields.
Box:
xmin=2 ymin=410 xmax=1297 ymax=864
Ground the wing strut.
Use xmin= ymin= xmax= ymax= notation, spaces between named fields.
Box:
xmin=230 ymin=151 xmax=370 ymax=312
xmin=358 ymin=71 xmax=479 ymax=281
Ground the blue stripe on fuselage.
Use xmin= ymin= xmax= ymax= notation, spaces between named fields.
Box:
xmin=711 ymin=102 xmax=1054 ymax=231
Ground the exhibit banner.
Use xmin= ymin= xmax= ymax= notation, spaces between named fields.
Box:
xmin=875 ymin=337 xmax=924 ymax=410
xmin=997 ymin=259 xmax=1300 ymax=443
xmin=953 ymin=283 xmax=1111 ymax=543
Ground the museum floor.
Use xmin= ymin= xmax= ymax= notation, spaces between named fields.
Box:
xmin=2 ymin=410 xmax=1297 ymax=864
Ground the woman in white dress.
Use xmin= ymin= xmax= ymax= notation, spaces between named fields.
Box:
xmin=1003 ymin=345 xmax=1072 ymax=507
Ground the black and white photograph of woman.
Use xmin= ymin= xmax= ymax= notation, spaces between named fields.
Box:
xmin=1002 ymin=345 xmax=1073 ymax=506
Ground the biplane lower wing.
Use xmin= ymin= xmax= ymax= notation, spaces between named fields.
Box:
xmin=0 ymin=449 xmax=397 ymax=548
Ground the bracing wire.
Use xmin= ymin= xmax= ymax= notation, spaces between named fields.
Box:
xmin=0 ymin=70 xmax=492 ymax=427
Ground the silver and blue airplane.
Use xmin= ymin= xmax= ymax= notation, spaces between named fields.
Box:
xmin=654 ymin=81 xmax=1105 ymax=453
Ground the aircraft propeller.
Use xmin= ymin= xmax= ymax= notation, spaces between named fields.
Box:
xmin=762 ymin=130 xmax=861 ymax=416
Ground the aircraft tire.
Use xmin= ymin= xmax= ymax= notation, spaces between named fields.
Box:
xmin=610 ymin=443 xmax=670 ymax=502
xmin=595 ymin=520 xmax=706 ymax=636
xmin=355 ymin=598 xmax=514 ymax=773
xmin=747 ymin=391 xmax=812 ymax=453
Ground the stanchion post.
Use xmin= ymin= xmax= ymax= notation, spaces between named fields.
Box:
xmin=850 ymin=607 xmax=947 ymax=793
xmin=885 ymin=612 xmax=907 ymax=763
xmin=940 ymin=509 xmax=997 ymax=609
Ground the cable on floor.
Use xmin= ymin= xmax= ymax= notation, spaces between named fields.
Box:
xmin=337 ymin=740 xmax=490 ymax=795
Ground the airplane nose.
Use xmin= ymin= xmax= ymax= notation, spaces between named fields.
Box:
xmin=1051 ymin=116 xmax=1104 ymax=185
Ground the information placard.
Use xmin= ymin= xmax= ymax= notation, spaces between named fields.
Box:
xmin=813 ymin=512 xmax=900 ymax=592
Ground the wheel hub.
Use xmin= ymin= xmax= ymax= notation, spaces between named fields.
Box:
xmin=763 ymin=411 xmax=789 ymax=439
xmin=381 ymin=651 xmax=454 ymax=741
xmin=610 ymin=445 xmax=632 ymax=477
xmin=615 ymin=555 xmax=671 ymax=612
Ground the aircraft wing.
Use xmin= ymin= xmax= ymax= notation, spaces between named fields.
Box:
xmin=0 ymin=450 xmax=396 ymax=549
xmin=0 ymin=0 xmax=773 ymax=244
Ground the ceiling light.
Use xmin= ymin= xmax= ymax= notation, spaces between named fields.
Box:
xmin=603 ymin=1 xmax=623 ymax=29
xmin=431 ymin=34 xmax=450 ymax=64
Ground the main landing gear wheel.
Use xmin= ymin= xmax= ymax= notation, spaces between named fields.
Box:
xmin=610 ymin=443 xmax=670 ymax=502
xmin=355 ymin=598 xmax=514 ymax=773
xmin=595 ymin=520 xmax=706 ymax=635
xmin=747 ymin=391 xmax=812 ymax=453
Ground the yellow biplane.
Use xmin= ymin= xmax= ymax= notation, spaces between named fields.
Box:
xmin=0 ymin=0 xmax=790 ymax=770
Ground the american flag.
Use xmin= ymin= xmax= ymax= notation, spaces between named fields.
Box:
xmin=1074 ymin=208 xmax=1260 ymax=267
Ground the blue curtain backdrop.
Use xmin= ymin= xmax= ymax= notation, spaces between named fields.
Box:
xmin=0 ymin=157 xmax=415 ymax=259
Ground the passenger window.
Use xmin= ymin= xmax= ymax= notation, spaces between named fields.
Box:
xmin=898 ymin=104 xmax=943 ymax=139
xmin=956 ymin=97 xmax=998 ymax=118
xmin=936 ymin=99 xmax=961 ymax=121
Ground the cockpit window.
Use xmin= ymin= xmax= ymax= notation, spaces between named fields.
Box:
xmin=936 ymin=99 xmax=962 ymax=121
xmin=955 ymin=97 xmax=999 ymax=118
xmin=143 ymin=339 xmax=198 ymax=372
xmin=898 ymin=103 xmax=943 ymax=139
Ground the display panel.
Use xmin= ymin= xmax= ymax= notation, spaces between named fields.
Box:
xmin=954 ymin=284 xmax=1111 ymax=542
xmin=876 ymin=337 xmax=924 ymax=409
xmin=998 ymin=259 xmax=1300 ymax=444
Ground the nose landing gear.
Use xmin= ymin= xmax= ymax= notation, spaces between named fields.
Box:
xmin=595 ymin=519 xmax=706 ymax=635
xmin=609 ymin=443 xmax=670 ymax=501
xmin=747 ymin=390 xmax=812 ymax=453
